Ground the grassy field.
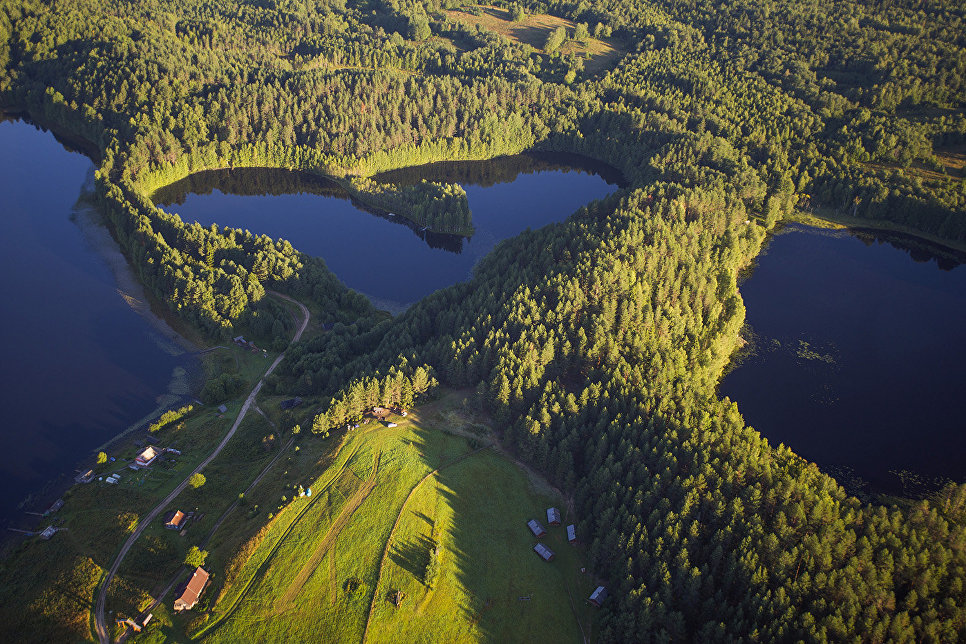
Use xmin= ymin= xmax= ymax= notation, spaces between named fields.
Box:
xmin=447 ymin=6 xmax=626 ymax=75
xmin=186 ymin=396 xmax=598 ymax=643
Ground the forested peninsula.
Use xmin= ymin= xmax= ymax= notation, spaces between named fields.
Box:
xmin=1 ymin=0 xmax=964 ymax=640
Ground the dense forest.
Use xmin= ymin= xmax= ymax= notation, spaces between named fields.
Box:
xmin=1 ymin=0 xmax=964 ymax=640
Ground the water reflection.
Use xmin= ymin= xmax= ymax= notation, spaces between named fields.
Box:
xmin=154 ymin=153 xmax=621 ymax=307
xmin=0 ymin=119 xmax=198 ymax=527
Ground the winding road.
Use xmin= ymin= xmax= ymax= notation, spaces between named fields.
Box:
xmin=93 ymin=293 xmax=309 ymax=644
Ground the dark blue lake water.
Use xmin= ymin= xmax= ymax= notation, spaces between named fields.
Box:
xmin=7 ymin=112 xmax=960 ymax=517
xmin=720 ymin=224 xmax=966 ymax=495
xmin=153 ymin=153 xmax=622 ymax=308
xmin=0 ymin=119 xmax=196 ymax=526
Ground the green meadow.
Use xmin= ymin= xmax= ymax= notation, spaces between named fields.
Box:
xmin=191 ymin=406 xmax=599 ymax=643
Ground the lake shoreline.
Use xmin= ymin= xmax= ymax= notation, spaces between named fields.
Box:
xmin=788 ymin=209 xmax=966 ymax=256
xmin=1 ymin=161 xmax=206 ymax=553
xmin=720 ymin=222 xmax=966 ymax=499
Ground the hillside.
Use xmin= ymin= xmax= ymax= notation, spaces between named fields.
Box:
xmin=0 ymin=0 xmax=964 ymax=640
xmin=188 ymin=393 xmax=596 ymax=643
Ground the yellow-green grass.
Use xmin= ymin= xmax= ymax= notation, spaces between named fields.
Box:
xmin=446 ymin=6 xmax=625 ymax=75
xmin=195 ymin=416 xmax=595 ymax=642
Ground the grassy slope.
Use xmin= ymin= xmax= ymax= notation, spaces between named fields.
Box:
xmin=193 ymin=399 xmax=597 ymax=643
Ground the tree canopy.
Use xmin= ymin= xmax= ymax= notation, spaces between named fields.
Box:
xmin=0 ymin=0 xmax=964 ymax=639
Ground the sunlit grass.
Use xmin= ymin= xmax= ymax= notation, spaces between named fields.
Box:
xmin=196 ymin=405 xmax=597 ymax=642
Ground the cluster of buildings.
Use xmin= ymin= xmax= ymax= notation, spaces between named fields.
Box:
xmin=526 ymin=507 xmax=607 ymax=607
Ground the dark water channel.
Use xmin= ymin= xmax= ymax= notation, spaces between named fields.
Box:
xmin=720 ymin=224 xmax=966 ymax=495
xmin=0 ymin=119 xmax=198 ymax=528
xmin=153 ymin=152 xmax=622 ymax=309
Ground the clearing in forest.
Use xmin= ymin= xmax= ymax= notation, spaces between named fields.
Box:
xmin=447 ymin=6 xmax=626 ymax=75
xmin=195 ymin=398 xmax=598 ymax=643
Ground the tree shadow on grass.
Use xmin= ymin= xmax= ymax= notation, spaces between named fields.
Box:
xmin=388 ymin=534 xmax=435 ymax=582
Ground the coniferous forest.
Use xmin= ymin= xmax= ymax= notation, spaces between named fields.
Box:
xmin=1 ymin=0 xmax=964 ymax=640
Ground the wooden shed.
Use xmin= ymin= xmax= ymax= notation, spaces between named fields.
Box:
xmin=533 ymin=543 xmax=555 ymax=562
xmin=280 ymin=397 xmax=303 ymax=410
xmin=589 ymin=585 xmax=608 ymax=607
xmin=527 ymin=519 xmax=546 ymax=538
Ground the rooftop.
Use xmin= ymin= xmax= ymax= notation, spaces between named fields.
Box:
xmin=175 ymin=567 xmax=209 ymax=611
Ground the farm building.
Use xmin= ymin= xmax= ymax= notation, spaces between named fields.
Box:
xmin=135 ymin=446 xmax=159 ymax=467
xmin=567 ymin=524 xmax=577 ymax=544
xmin=174 ymin=567 xmax=210 ymax=611
xmin=527 ymin=519 xmax=546 ymax=538
xmin=547 ymin=507 xmax=561 ymax=525
xmin=533 ymin=543 xmax=555 ymax=562
xmin=589 ymin=586 xmax=608 ymax=607
xmin=166 ymin=510 xmax=186 ymax=530
xmin=280 ymin=396 xmax=303 ymax=410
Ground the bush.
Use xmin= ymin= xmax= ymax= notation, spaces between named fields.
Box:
xmin=184 ymin=546 xmax=207 ymax=568
xmin=189 ymin=473 xmax=206 ymax=488
xmin=201 ymin=374 xmax=246 ymax=403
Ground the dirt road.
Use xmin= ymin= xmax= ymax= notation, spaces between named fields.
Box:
xmin=94 ymin=293 xmax=309 ymax=644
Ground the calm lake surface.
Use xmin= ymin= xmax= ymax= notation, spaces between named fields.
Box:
xmin=153 ymin=153 xmax=622 ymax=308
xmin=0 ymin=119 xmax=196 ymax=526
xmin=720 ymin=224 xmax=966 ymax=494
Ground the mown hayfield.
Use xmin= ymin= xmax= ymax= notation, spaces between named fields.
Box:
xmin=446 ymin=5 xmax=625 ymax=75
xmin=194 ymin=409 xmax=598 ymax=643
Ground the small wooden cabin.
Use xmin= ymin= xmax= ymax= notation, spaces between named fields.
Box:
xmin=527 ymin=519 xmax=546 ymax=538
xmin=589 ymin=586 xmax=608 ymax=607
xmin=533 ymin=543 xmax=555 ymax=562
